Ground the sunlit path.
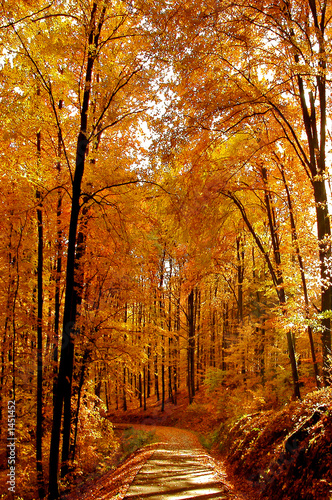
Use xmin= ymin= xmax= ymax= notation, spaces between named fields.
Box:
xmin=124 ymin=426 xmax=234 ymax=500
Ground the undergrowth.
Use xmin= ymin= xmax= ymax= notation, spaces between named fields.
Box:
xmin=198 ymin=428 xmax=220 ymax=451
xmin=119 ymin=427 xmax=156 ymax=461
xmin=218 ymin=387 xmax=332 ymax=500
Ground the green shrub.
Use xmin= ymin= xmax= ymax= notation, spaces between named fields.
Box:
xmin=120 ymin=427 xmax=155 ymax=459
xmin=198 ymin=428 xmax=219 ymax=451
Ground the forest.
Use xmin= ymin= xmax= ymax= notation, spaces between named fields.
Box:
xmin=0 ymin=0 xmax=331 ymax=499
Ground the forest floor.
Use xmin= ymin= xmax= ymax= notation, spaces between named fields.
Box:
xmin=63 ymin=424 xmax=247 ymax=500
xmin=122 ymin=425 xmax=242 ymax=500
xmin=63 ymin=390 xmax=256 ymax=500
xmin=63 ymin=386 xmax=332 ymax=500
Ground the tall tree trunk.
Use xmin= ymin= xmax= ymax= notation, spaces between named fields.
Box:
xmin=236 ymin=236 xmax=244 ymax=324
xmin=138 ymin=372 xmax=142 ymax=408
xmin=154 ymin=351 xmax=159 ymax=401
xmin=221 ymin=302 xmax=228 ymax=372
xmin=195 ymin=288 xmax=201 ymax=390
xmin=262 ymin=165 xmax=301 ymax=399
xmin=11 ymin=230 xmax=21 ymax=403
xmin=147 ymin=345 xmax=151 ymax=398
xmin=313 ymin=178 xmax=331 ymax=385
xmin=71 ymin=349 xmax=90 ymax=462
xmin=48 ymin=5 xmax=105 ymax=498
xmin=161 ymin=341 xmax=165 ymax=412
xmin=115 ymin=371 xmax=119 ymax=411
xmin=252 ymin=248 xmax=265 ymax=386
xmin=123 ymin=367 xmax=127 ymax=411
xmin=36 ymin=128 xmax=45 ymax=498
xmin=210 ymin=309 xmax=215 ymax=368
xmin=173 ymin=295 xmax=180 ymax=404
xmin=228 ymin=190 xmax=301 ymax=399
xmin=143 ymin=365 xmax=147 ymax=411
xmin=187 ymin=289 xmax=195 ymax=404
xmin=279 ymin=163 xmax=320 ymax=388
xmin=294 ymin=10 xmax=331 ymax=383
xmin=0 ymin=224 xmax=14 ymax=436
xmin=53 ymin=99 xmax=63 ymax=408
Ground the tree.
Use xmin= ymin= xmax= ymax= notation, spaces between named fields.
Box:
xmin=145 ymin=0 xmax=332 ymax=384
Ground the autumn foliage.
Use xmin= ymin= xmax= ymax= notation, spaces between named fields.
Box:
xmin=0 ymin=0 xmax=331 ymax=498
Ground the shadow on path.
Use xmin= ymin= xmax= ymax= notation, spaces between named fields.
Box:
xmin=124 ymin=426 xmax=233 ymax=500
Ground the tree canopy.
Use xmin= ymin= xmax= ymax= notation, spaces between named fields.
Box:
xmin=0 ymin=1 xmax=331 ymax=498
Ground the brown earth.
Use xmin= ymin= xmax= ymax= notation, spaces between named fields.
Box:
xmin=63 ymin=424 xmax=248 ymax=500
xmin=123 ymin=425 xmax=241 ymax=500
xmin=64 ymin=387 xmax=332 ymax=500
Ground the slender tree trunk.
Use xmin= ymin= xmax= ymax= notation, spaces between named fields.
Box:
xmin=173 ymin=296 xmax=180 ymax=404
xmin=210 ymin=295 xmax=215 ymax=368
xmin=228 ymin=190 xmax=301 ymax=399
xmin=138 ymin=372 xmax=142 ymax=408
xmin=36 ymin=164 xmax=45 ymax=498
xmin=236 ymin=235 xmax=246 ymax=375
xmin=154 ymin=351 xmax=159 ymax=401
xmin=61 ymin=204 xmax=89 ymax=478
xmin=161 ymin=340 xmax=165 ymax=412
xmin=0 ymin=224 xmax=14 ymax=436
xmin=53 ymin=99 xmax=63 ymax=408
xmin=123 ymin=367 xmax=127 ymax=411
xmin=280 ymin=164 xmax=320 ymax=387
xmin=71 ymin=349 xmax=90 ymax=462
xmin=252 ymin=248 xmax=265 ymax=386
xmin=313 ymin=178 xmax=332 ymax=385
xmin=187 ymin=289 xmax=195 ymax=404
xmin=262 ymin=165 xmax=301 ymax=399
xmin=48 ymin=5 xmax=105 ymax=498
xmin=168 ymin=309 xmax=174 ymax=403
xmin=295 ymin=21 xmax=331 ymax=383
xmin=221 ymin=302 xmax=228 ymax=372
xmin=195 ymin=288 xmax=201 ymax=390
xmin=147 ymin=345 xmax=151 ymax=398
xmin=236 ymin=235 xmax=244 ymax=324
xmin=115 ymin=372 xmax=119 ymax=411
xmin=168 ymin=346 xmax=174 ymax=403
xmin=105 ymin=380 xmax=110 ymax=413
xmin=158 ymin=247 xmax=166 ymax=411
xmin=143 ymin=365 xmax=146 ymax=411
xmin=11 ymin=231 xmax=21 ymax=403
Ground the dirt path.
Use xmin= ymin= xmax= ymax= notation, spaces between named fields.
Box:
xmin=123 ymin=425 xmax=240 ymax=500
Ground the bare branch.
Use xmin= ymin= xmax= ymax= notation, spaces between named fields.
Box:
xmin=0 ymin=2 xmax=53 ymax=29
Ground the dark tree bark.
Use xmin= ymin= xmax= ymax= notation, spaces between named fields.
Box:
xmin=143 ymin=365 xmax=147 ymax=411
xmin=0 ymin=222 xmax=15 ymax=435
xmin=53 ymin=99 xmax=63 ymax=409
xmin=36 ymin=131 xmax=45 ymax=498
xmin=173 ymin=295 xmax=180 ymax=404
xmin=147 ymin=345 xmax=151 ymax=398
xmin=115 ymin=372 xmax=119 ymax=411
xmin=296 ymin=72 xmax=331 ymax=384
xmin=71 ymin=349 xmax=90 ymax=462
xmin=161 ymin=342 xmax=165 ymax=412
xmin=138 ymin=372 xmax=142 ymax=408
xmin=195 ymin=288 xmax=201 ymax=390
xmin=221 ymin=302 xmax=228 ymax=372
xmin=187 ymin=289 xmax=196 ymax=404
xmin=252 ymin=248 xmax=266 ymax=386
xmin=158 ymin=247 xmax=166 ymax=412
xmin=154 ymin=351 xmax=159 ymax=401
xmin=48 ymin=4 xmax=106 ymax=498
xmin=261 ymin=165 xmax=301 ymax=399
xmin=123 ymin=366 xmax=127 ymax=411
xmin=236 ymin=236 xmax=244 ymax=324
xmin=278 ymin=162 xmax=320 ymax=388
xmin=286 ymin=3 xmax=331 ymax=384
